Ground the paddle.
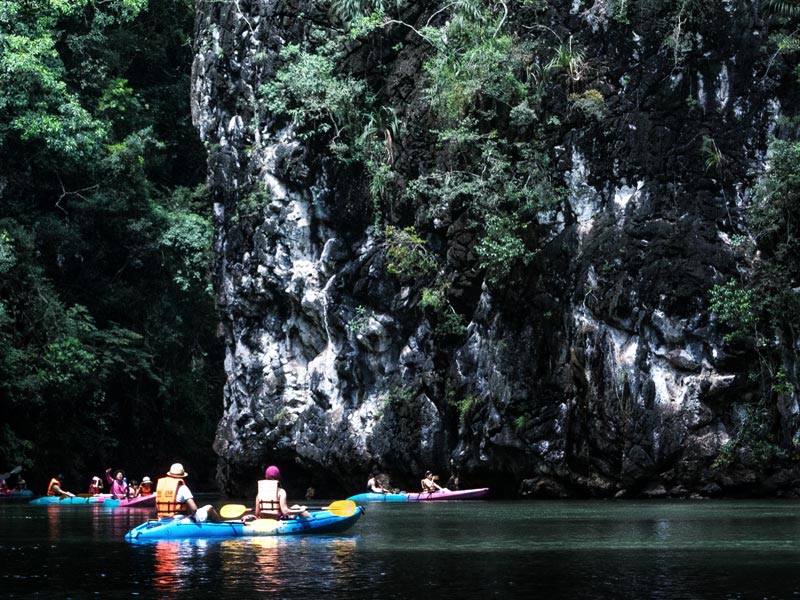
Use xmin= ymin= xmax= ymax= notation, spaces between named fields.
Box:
xmin=220 ymin=504 xmax=250 ymax=519
xmin=0 ymin=465 xmax=22 ymax=481
xmin=249 ymin=519 xmax=281 ymax=534
xmin=219 ymin=499 xmax=357 ymax=520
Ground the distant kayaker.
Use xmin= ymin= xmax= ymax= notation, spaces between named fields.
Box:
xmin=255 ymin=465 xmax=311 ymax=519
xmin=128 ymin=480 xmax=140 ymax=498
xmin=155 ymin=462 xmax=221 ymax=523
xmin=421 ymin=470 xmax=450 ymax=494
xmin=88 ymin=475 xmax=104 ymax=495
xmin=139 ymin=476 xmax=154 ymax=496
xmin=105 ymin=468 xmax=128 ymax=499
xmin=47 ymin=474 xmax=75 ymax=497
xmin=367 ymin=467 xmax=390 ymax=494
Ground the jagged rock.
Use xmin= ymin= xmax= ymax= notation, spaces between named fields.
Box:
xmin=192 ymin=1 xmax=800 ymax=497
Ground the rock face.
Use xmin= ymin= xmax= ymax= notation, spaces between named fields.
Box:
xmin=192 ymin=1 xmax=800 ymax=497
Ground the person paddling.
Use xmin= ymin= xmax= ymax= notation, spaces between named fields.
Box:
xmin=155 ymin=463 xmax=221 ymax=523
xmin=47 ymin=474 xmax=75 ymax=498
xmin=255 ymin=465 xmax=311 ymax=519
xmin=421 ymin=470 xmax=450 ymax=494
xmin=367 ymin=467 xmax=389 ymax=494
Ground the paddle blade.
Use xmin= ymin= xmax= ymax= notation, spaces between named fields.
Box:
xmin=325 ymin=500 xmax=357 ymax=517
xmin=249 ymin=519 xmax=281 ymax=534
xmin=220 ymin=504 xmax=250 ymax=519
xmin=10 ymin=466 xmax=22 ymax=475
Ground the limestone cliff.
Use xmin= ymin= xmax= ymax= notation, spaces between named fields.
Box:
xmin=192 ymin=0 xmax=800 ymax=498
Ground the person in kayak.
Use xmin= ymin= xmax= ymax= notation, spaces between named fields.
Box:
xmin=421 ymin=470 xmax=450 ymax=494
xmin=106 ymin=468 xmax=128 ymax=499
xmin=88 ymin=475 xmax=104 ymax=495
xmin=47 ymin=474 xmax=75 ymax=497
xmin=139 ymin=476 xmax=154 ymax=496
xmin=367 ymin=467 xmax=390 ymax=494
xmin=155 ymin=463 xmax=222 ymax=523
xmin=128 ymin=480 xmax=140 ymax=498
xmin=255 ymin=465 xmax=311 ymax=519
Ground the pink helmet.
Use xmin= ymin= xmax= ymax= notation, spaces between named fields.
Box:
xmin=265 ymin=465 xmax=280 ymax=479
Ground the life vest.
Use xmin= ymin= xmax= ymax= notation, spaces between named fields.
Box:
xmin=47 ymin=478 xmax=62 ymax=496
xmin=256 ymin=479 xmax=280 ymax=519
xmin=155 ymin=477 xmax=187 ymax=518
xmin=140 ymin=482 xmax=153 ymax=495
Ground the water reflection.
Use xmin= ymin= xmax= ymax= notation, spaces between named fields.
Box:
xmin=248 ymin=536 xmax=281 ymax=591
xmin=45 ymin=505 xmax=61 ymax=542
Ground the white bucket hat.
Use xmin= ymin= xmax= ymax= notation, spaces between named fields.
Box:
xmin=167 ymin=463 xmax=188 ymax=478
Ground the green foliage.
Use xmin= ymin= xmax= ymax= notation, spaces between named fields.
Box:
xmin=347 ymin=305 xmax=374 ymax=334
xmin=772 ymin=367 xmax=796 ymax=395
xmin=712 ymin=402 xmax=779 ymax=469
xmin=0 ymin=232 xmax=16 ymax=274
xmin=546 ymin=35 xmax=587 ymax=82
xmin=607 ymin=0 xmax=631 ymax=24
xmin=419 ymin=284 xmax=467 ymax=339
xmin=701 ymin=135 xmax=727 ymax=178
xmin=259 ymin=43 xmax=368 ymax=152
xmin=0 ymin=0 xmax=222 ymax=483
xmin=709 ymin=279 xmax=755 ymax=342
xmin=764 ymin=0 xmax=800 ymax=17
xmin=569 ymin=89 xmax=605 ymax=120
xmin=384 ymin=226 xmax=437 ymax=279
xmin=329 ymin=0 xmax=406 ymax=24
xmin=454 ymin=394 xmax=475 ymax=426
xmin=476 ymin=213 xmax=534 ymax=287
xmin=382 ymin=385 xmax=415 ymax=409
xmin=159 ymin=212 xmax=212 ymax=293
xmin=423 ymin=6 xmax=527 ymax=125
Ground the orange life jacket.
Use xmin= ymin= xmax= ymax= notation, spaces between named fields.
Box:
xmin=140 ymin=482 xmax=153 ymax=495
xmin=155 ymin=477 xmax=187 ymax=518
xmin=47 ymin=478 xmax=62 ymax=496
xmin=256 ymin=479 xmax=280 ymax=518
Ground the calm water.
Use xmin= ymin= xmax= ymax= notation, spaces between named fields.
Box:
xmin=2 ymin=499 xmax=800 ymax=599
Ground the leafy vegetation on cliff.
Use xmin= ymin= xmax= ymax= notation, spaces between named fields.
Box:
xmin=0 ymin=0 xmax=223 ymax=485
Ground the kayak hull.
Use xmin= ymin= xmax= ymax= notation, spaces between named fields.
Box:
xmin=125 ymin=506 xmax=364 ymax=541
xmin=348 ymin=487 xmax=490 ymax=503
xmin=0 ymin=490 xmax=33 ymax=501
xmin=103 ymin=494 xmax=155 ymax=508
xmin=346 ymin=492 xmax=408 ymax=503
xmin=405 ymin=487 xmax=490 ymax=501
xmin=30 ymin=495 xmax=108 ymax=505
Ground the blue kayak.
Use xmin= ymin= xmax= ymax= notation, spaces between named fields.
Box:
xmin=30 ymin=495 xmax=108 ymax=505
xmin=0 ymin=490 xmax=33 ymax=501
xmin=348 ymin=487 xmax=489 ymax=503
xmin=125 ymin=506 xmax=364 ymax=541
xmin=347 ymin=492 xmax=408 ymax=503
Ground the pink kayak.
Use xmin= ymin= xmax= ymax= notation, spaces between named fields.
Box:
xmin=405 ymin=487 xmax=490 ymax=501
xmin=349 ymin=487 xmax=490 ymax=503
xmin=103 ymin=494 xmax=155 ymax=508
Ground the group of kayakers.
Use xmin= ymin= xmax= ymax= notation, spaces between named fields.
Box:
xmin=99 ymin=468 xmax=154 ymax=499
xmin=366 ymin=468 xmax=453 ymax=494
xmin=46 ymin=469 xmax=155 ymax=500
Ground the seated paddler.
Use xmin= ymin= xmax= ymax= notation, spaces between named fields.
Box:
xmin=255 ymin=465 xmax=311 ymax=520
xmin=155 ymin=462 xmax=221 ymax=523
